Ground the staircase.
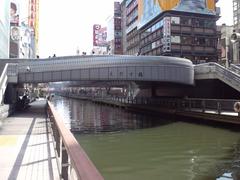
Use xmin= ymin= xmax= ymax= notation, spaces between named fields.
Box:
xmin=195 ymin=63 xmax=240 ymax=92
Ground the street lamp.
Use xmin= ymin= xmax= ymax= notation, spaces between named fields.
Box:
xmin=230 ymin=31 xmax=240 ymax=64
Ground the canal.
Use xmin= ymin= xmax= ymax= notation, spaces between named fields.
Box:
xmin=52 ymin=96 xmax=240 ymax=180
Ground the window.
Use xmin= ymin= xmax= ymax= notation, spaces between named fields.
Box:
xmin=194 ymin=37 xmax=205 ymax=45
xmin=171 ymin=36 xmax=181 ymax=43
xmin=171 ymin=17 xmax=180 ymax=24
xmin=181 ymin=17 xmax=191 ymax=26
xmin=181 ymin=36 xmax=192 ymax=44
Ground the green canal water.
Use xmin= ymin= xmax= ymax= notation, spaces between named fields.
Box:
xmin=53 ymin=97 xmax=240 ymax=180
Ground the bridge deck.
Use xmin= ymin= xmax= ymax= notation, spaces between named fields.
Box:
xmin=0 ymin=100 xmax=59 ymax=180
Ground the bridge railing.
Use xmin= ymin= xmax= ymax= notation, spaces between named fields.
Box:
xmin=104 ymin=96 xmax=239 ymax=115
xmin=215 ymin=63 xmax=240 ymax=91
xmin=47 ymin=101 xmax=104 ymax=180
xmin=195 ymin=62 xmax=240 ymax=92
xmin=230 ymin=64 xmax=240 ymax=75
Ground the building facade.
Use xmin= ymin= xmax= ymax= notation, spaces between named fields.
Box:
xmin=121 ymin=0 xmax=220 ymax=64
xmin=107 ymin=1 xmax=123 ymax=55
xmin=219 ymin=24 xmax=233 ymax=66
xmin=233 ymin=0 xmax=240 ymax=64
xmin=8 ymin=0 xmax=37 ymax=58
xmin=0 ymin=0 xmax=10 ymax=58
xmin=122 ymin=0 xmax=139 ymax=55
xmin=233 ymin=0 xmax=240 ymax=31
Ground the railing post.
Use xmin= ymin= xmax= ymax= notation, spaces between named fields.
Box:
xmin=61 ymin=143 xmax=69 ymax=180
xmin=189 ymin=99 xmax=191 ymax=111
xmin=217 ymin=101 xmax=221 ymax=114
xmin=202 ymin=100 xmax=205 ymax=113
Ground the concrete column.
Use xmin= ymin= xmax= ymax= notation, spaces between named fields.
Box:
xmin=4 ymin=84 xmax=17 ymax=104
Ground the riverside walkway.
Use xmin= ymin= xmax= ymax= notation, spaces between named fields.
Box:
xmin=0 ymin=100 xmax=59 ymax=180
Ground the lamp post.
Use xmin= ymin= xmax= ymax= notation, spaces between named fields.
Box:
xmin=230 ymin=31 xmax=240 ymax=64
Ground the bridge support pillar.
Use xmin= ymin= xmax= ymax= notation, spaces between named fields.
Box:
xmin=4 ymin=84 xmax=17 ymax=104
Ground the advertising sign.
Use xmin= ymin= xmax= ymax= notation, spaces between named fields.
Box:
xmin=93 ymin=24 xmax=108 ymax=47
xmin=10 ymin=26 xmax=20 ymax=41
xmin=10 ymin=1 xmax=19 ymax=26
xmin=138 ymin=0 xmax=216 ymax=28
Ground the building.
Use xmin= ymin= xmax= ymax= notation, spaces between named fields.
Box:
xmin=121 ymin=0 xmax=139 ymax=55
xmin=8 ymin=0 xmax=38 ymax=58
xmin=219 ymin=24 xmax=233 ymax=66
xmin=121 ymin=0 xmax=220 ymax=64
xmin=233 ymin=0 xmax=240 ymax=31
xmin=107 ymin=1 xmax=123 ymax=55
xmin=232 ymin=0 xmax=240 ymax=64
xmin=0 ymin=0 xmax=10 ymax=58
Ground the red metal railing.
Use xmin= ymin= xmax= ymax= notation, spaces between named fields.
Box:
xmin=47 ymin=101 xmax=104 ymax=180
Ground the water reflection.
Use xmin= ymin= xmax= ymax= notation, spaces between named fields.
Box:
xmin=52 ymin=96 xmax=174 ymax=133
xmin=52 ymin=96 xmax=240 ymax=180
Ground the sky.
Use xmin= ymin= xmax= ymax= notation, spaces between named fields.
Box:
xmin=38 ymin=0 xmax=233 ymax=58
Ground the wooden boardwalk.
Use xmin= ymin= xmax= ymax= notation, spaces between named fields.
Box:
xmin=0 ymin=100 xmax=59 ymax=180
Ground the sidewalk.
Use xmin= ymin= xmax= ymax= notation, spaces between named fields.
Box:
xmin=0 ymin=100 xmax=59 ymax=180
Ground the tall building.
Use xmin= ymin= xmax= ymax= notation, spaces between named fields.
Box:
xmin=233 ymin=0 xmax=240 ymax=31
xmin=0 ymin=0 xmax=10 ymax=58
xmin=121 ymin=0 xmax=220 ymax=64
xmin=121 ymin=0 xmax=139 ymax=55
xmin=8 ymin=0 xmax=38 ymax=58
xmin=233 ymin=0 xmax=240 ymax=64
xmin=107 ymin=1 xmax=123 ymax=55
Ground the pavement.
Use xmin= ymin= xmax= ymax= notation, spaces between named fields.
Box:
xmin=0 ymin=100 xmax=59 ymax=180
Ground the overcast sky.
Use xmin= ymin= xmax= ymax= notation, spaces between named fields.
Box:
xmin=38 ymin=0 xmax=233 ymax=58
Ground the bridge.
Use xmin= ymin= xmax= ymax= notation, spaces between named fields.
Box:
xmin=1 ymin=55 xmax=240 ymax=179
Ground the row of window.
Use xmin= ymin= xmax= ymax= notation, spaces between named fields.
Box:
xmin=141 ymin=16 xmax=216 ymax=39
xmin=171 ymin=36 xmax=217 ymax=46
xmin=126 ymin=9 xmax=138 ymax=26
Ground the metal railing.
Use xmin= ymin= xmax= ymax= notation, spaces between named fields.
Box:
xmin=58 ymin=92 xmax=239 ymax=116
xmin=229 ymin=64 xmax=240 ymax=75
xmin=0 ymin=64 xmax=9 ymax=104
xmin=97 ymin=96 xmax=238 ymax=115
xmin=47 ymin=101 xmax=104 ymax=180
xmin=215 ymin=63 xmax=240 ymax=91
xmin=195 ymin=63 xmax=240 ymax=92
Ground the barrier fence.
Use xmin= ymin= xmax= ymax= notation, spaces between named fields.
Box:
xmin=47 ymin=101 xmax=104 ymax=180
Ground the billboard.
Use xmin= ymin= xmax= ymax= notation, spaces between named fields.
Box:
xmin=0 ymin=0 xmax=10 ymax=58
xmin=93 ymin=24 xmax=108 ymax=47
xmin=10 ymin=1 xmax=19 ymax=26
xmin=138 ymin=0 xmax=216 ymax=28
xmin=28 ymin=0 xmax=39 ymax=56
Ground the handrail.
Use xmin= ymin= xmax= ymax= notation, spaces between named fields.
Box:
xmin=0 ymin=64 xmax=9 ymax=104
xmin=195 ymin=63 xmax=240 ymax=92
xmin=47 ymin=101 xmax=104 ymax=180
xmin=230 ymin=64 xmax=240 ymax=75
xmin=0 ymin=63 xmax=8 ymax=89
xmin=215 ymin=63 xmax=240 ymax=91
